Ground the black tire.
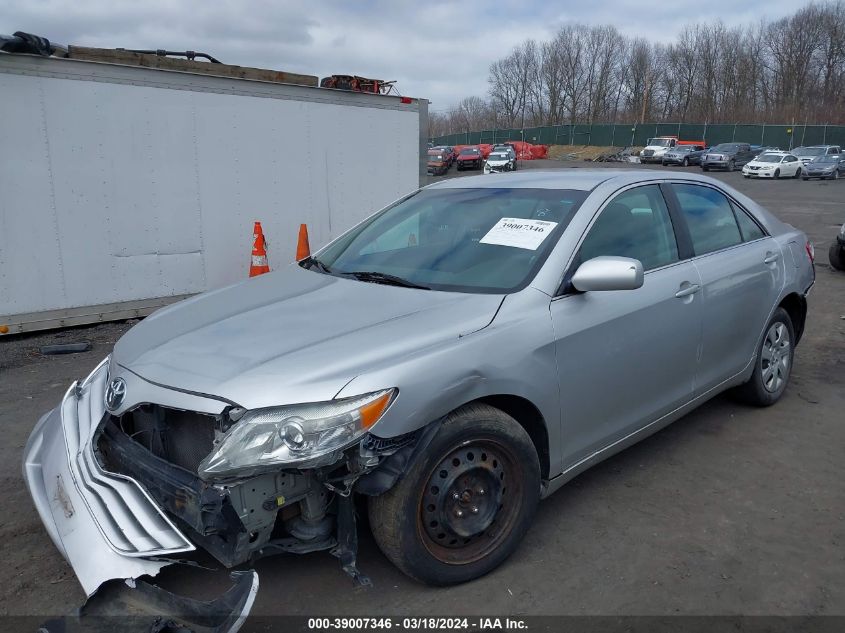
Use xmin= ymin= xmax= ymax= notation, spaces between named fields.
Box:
xmin=682 ymin=157 xmax=689 ymax=167
xmin=829 ymin=242 xmax=845 ymax=270
xmin=368 ymin=403 xmax=541 ymax=585
xmin=743 ymin=174 xmax=749 ymax=178
xmin=729 ymin=159 xmax=736 ymax=171
xmin=793 ymin=168 xmax=801 ymax=179
xmin=774 ymin=168 xmax=780 ymax=179
xmin=733 ymin=307 xmax=795 ymax=407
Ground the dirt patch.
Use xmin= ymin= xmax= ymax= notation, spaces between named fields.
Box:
xmin=547 ymin=145 xmax=644 ymax=161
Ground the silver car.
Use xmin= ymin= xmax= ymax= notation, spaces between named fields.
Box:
xmin=23 ymin=170 xmax=815 ymax=620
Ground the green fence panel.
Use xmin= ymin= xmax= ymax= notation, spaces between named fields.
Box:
xmin=798 ymin=125 xmax=826 ymax=146
xmin=703 ymin=124 xmax=734 ymax=145
xmin=761 ymin=125 xmax=792 ymax=150
xmin=824 ymin=125 xmax=845 ymax=146
xmin=590 ymin=124 xmax=614 ymax=146
xmin=678 ymin=123 xmax=706 ymax=143
xmin=734 ymin=124 xmax=759 ymax=144
xmin=655 ymin=123 xmax=679 ymax=138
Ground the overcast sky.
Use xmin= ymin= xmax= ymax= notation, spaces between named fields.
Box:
xmin=2 ymin=0 xmax=800 ymax=111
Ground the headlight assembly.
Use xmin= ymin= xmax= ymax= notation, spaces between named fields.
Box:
xmin=198 ymin=389 xmax=396 ymax=478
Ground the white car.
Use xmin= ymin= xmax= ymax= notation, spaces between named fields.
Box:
xmin=741 ymin=152 xmax=802 ymax=179
xmin=484 ymin=151 xmax=517 ymax=173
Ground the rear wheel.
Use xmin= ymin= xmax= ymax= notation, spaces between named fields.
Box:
xmin=369 ymin=403 xmax=540 ymax=585
xmin=733 ymin=308 xmax=794 ymax=406
xmin=729 ymin=159 xmax=736 ymax=171
xmin=682 ymin=157 xmax=689 ymax=167
xmin=829 ymin=242 xmax=845 ymax=270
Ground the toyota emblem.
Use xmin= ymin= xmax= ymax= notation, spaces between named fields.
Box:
xmin=105 ymin=377 xmax=127 ymax=411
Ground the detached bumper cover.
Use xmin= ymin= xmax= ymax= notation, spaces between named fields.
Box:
xmin=22 ymin=358 xmax=195 ymax=596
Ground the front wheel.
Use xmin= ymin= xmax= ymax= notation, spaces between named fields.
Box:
xmin=729 ymin=160 xmax=736 ymax=171
xmin=732 ymin=308 xmax=795 ymax=406
xmin=369 ymin=403 xmax=540 ymax=585
xmin=830 ymin=242 xmax=845 ymax=270
xmin=774 ymin=168 xmax=780 ymax=179
xmin=682 ymin=157 xmax=689 ymax=167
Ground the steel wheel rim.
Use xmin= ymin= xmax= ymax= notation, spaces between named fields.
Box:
xmin=418 ymin=439 xmax=523 ymax=565
xmin=761 ymin=322 xmax=791 ymax=393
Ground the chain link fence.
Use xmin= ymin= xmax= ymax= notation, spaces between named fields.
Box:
xmin=431 ymin=123 xmax=845 ymax=150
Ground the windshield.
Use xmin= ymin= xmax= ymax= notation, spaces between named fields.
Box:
xmin=712 ymin=144 xmax=740 ymax=152
xmin=460 ymin=149 xmax=480 ymax=156
xmin=427 ymin=154 xmax=445 ymax=161
xmin=811 ymin=155 xmax=839 ymax=163
xmin=647 ymin=138 xmax=672 ymax=147
xmin=313 ymin=188 xmax=588 ymax=293
xmin=756 ymin=154 xmax=783 ymax=163
xmin=671 ymin=146 xmax=693 ymax=153
xmin=793 ymin=147 xmax=824 ymax=156
xmin=488 ymin=153 xmax=509 ymax=160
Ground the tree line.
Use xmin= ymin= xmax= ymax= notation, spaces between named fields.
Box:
xmin=429 ymin=1 xmax=845 ymax=138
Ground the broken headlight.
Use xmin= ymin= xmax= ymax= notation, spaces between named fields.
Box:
xmin=198 ymin=389 xmax=396 ymax=479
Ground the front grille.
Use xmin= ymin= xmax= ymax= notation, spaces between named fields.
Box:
xmin=110 ymin=404 xmax=217 ymax=472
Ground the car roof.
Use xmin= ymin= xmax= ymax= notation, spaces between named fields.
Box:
xmin=757 ymin=150 xmax=790 ymax=155
xmin=425 ymin=169 xmax=730 ymax=191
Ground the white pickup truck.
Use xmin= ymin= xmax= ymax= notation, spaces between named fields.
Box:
xmin=639 ymin=136 xmax=697 ymax=164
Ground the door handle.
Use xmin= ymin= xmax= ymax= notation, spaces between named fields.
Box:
xmin=764 ymin=252 xmax=780 ymax=264
xmin=675 ymin=283 xmax=700 ymax=298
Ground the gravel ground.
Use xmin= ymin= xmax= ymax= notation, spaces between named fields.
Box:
xmin=1 ymin=161 xmax=843 ymax=624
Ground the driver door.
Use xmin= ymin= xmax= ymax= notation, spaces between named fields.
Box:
xmin=549 ymin=184 xmax=703 ymax=469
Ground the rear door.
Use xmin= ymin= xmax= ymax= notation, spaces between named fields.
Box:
xmin=550 ymin=183 xmax=702 ymax=467
xmin=666 ymin=183 xmax=784 ymax=394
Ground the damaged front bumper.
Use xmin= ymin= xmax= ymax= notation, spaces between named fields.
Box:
xmin=22 ymin=358 xmax=258 ymax=630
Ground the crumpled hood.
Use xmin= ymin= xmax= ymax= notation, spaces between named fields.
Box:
xmin=113 ymin=265 xmax=504 ymax=409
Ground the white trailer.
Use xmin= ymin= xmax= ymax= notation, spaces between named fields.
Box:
xmin=0 ymin=50 xmax=428 ymax=335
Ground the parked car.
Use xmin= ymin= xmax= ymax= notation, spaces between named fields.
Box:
xmin=24 ymin=170 xmax=815 ymax=612
xmin=701 ymin=143 xmax=756 ymax=171
xmin=792 ymin=145 xmax=841 ymax=165
xmin=456 ymin=146 xmax=483 ymax=170
xmin=437 ymin=145 xmax=457 ymax=166
xmin=801 ymin=154 xmax=845 ymax=180
xmin=829 ymin=222 xmax=845 ymax=270
xmin=492 ymin=144 xmax=518 ymax=166
xmin=484 ymin=150 xmax=517 ymax=173
xmin=640 ymin=137 xmax=705 ymax=163
xmin=661 ymin=145 xmax=705 ymax=166
xmin=427 ymin=150 xmax=450 ymax=175
xmin=741 ymin=152 xmax=803 ymax=179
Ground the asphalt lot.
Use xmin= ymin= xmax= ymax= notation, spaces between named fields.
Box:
xmin=1 ymin=160 xmax=843 ymax=622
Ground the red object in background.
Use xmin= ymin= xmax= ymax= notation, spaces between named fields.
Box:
xmin=452 ymin=142 xmax=549 ymax=160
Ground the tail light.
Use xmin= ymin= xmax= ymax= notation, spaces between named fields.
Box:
xmin=805 ymin=241 xmax=815 ymax=263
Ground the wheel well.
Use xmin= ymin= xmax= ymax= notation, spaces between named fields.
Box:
xmin=475 ymin=395 xmax=550 ymax=480
xmin=779 ymin=293 xmax=807 ymax=344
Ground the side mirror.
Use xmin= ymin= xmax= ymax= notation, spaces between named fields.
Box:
xmin=572 ymin=256 xmax=644 ymax=292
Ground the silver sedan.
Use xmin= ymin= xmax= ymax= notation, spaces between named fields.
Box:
xmin=23 ymin=170 xmax=815 ymax=618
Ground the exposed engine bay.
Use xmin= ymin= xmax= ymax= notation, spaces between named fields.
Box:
xmin=94 ymin=403 xmax=432 ymax=583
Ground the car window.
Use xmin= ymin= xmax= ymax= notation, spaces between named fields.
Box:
xmin=673 ymin=184 xmax=742 ymax=256
xmin=319 ymin=188 xmax=588 ymax=293
xmin=577 ymin=185 xmax=679 ymax=271
xmin=731 ymin=202 xmax=766 ymax=242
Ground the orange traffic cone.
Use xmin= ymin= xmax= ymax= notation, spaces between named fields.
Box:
xmin=296 ymin=223 xmax=311 ymax=261
xmin=249 ymin=221 xmax=270 ymax=277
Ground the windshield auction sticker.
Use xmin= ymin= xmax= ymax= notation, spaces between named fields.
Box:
xmin=479 ymin=218 xmax=558 ymax=250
